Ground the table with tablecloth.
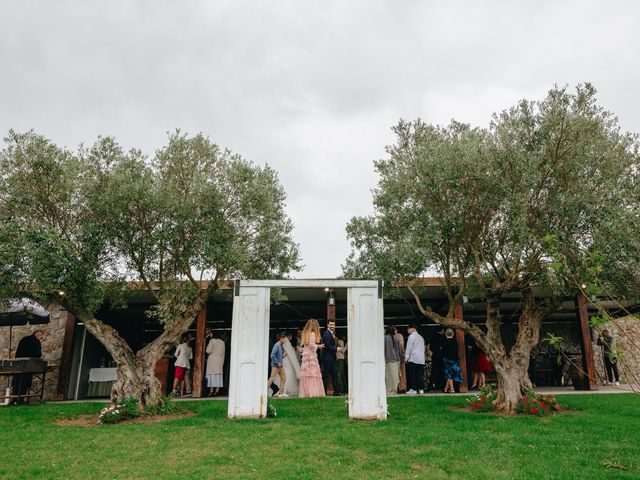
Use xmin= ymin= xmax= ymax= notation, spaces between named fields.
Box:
xmin=87 ymin=367 xmax=117 ymax=397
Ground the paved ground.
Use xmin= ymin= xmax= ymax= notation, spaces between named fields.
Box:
xmin=47 ymin=383 xmax=636 ymax=404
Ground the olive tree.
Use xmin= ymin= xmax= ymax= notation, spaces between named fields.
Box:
xmin=344 ymin=84 xmax=639 ymax=413
xmin=0 ymin=130 xmax=300 ymax=408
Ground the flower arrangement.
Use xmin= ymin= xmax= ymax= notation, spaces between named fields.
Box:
xmin=516 ymin=389 xmax=560 ymax=416
xmin=467 ymin=386 xmax=561 ymax=416
xmin=98 ymin=397 xmax=140 ymax=424
xmin=467 ymin=385 xmax=497 ymax=412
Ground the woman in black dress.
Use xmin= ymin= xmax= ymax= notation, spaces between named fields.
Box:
xmin=442 ymin=328 xmax=464 ymax=393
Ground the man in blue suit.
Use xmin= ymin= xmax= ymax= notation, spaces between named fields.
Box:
xmin=322 ymin=320 xmax=341 ymax=396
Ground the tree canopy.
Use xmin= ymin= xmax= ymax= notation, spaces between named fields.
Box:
xmin=0 ymin=129 xmax=301 ymax=406
xmin=344 ymin=84 xmax=640 ymax=411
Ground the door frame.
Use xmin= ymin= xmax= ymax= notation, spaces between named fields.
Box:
xmin=227 ymin=279 xmax=387 ymax=420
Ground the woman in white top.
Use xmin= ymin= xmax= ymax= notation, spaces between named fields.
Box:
xmin=173 ymin=333 xmax=193 ymax=396
xmin=205 ymin=333 xmax=226 ymax=396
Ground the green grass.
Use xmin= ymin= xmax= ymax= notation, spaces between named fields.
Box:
xmin=0 ymin=395 xmax=638 ymax=479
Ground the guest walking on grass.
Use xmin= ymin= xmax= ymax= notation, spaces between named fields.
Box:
xmin=299 ymin=319 xmax=325 ymax=398
xmin=267 ymin=332 xmax=288 ymax=397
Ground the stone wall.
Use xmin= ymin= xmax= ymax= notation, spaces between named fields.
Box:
xmin=593 ymin=316 xmax=640 ymax=388
xmin=0 ymin=302 xmax=68 ymax=401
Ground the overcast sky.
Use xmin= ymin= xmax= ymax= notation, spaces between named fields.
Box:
xmin=1 ymin=1 xmax=639 ymax=278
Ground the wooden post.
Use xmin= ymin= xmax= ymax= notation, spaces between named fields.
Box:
xmin=192 ymin=306 xmax=207 ymax=398
xmin=454 ymin=304 xmax=468 ymax=393
xmin=325 ymin=290 xmax=336 ymax=395
xmin=57 ymin=312 xmax=76 ymax=396
xmin=575 ymin=292 xmax=598 ymax=390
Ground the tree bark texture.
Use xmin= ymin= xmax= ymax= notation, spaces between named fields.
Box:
xmin=74 ymin=292 xmax=210 ymax=410
xmin=410 ymin=286 xmax=545 ymax=414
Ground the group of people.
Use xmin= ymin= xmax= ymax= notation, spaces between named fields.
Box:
xmin=268 ymin=319 xmax=347 ymax=398
xmin=172 ymin=330 xmax=227 ymax=397
xmin=385 ymin=324 xmax=490 ymax=395
xmin=172 ymin=322 xmax=625 ymax=399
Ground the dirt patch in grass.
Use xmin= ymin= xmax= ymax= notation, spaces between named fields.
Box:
xmin=54 ymin=412 xmax=193 ymax=427
xmin=448 ymin=405 xmax=578 ymax=415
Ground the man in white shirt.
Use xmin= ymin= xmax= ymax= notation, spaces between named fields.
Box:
xmin=404 ymin=323 xmax=425 ymax=394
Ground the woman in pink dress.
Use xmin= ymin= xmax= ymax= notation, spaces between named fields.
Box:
xmin=299 ymin=319 xmax=326 ymax=398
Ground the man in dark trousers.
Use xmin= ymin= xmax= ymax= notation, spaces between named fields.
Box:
xmin=12 ymin=330 xmax=45 ymax=404
xmin=322 ymin=320 xmax=341 ymax=396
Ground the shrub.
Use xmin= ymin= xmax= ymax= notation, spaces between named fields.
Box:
xmin=144 ymin=396 xmax=181 ymax=416
xmin=98 ymin=397 xmax=140 ymax=424
xmin=467 ymin=385 xmax=497 ymax=412
xmin=516 ymin=389 xmax=560 ymax=416
xmin=266 ymin=398 xmax=277 ymax=418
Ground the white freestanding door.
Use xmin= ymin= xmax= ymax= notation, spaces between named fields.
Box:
xmin=347 ymin=287 xmax=387 ymax=419
xmin=227 ymin=285 xmax=270 ymax=418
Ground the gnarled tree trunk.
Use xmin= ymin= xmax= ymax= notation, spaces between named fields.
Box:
xmin=492 ymin=360 xmax=529 ymax=414
xmin=483 ymin=290 xmax=543 ymax=414
xmin=75 ymin=293 xmax=209 ymax=410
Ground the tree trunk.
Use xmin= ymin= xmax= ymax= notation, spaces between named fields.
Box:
xmin=111 ymin=357 xmax=163 ymax=410
xmin=81 ymin=315 xmax=165 ymax=410
xmin=494 ymin=363 xmax=526 ymax=414
xmin=68 ymin=287 xmax=215 ymax=411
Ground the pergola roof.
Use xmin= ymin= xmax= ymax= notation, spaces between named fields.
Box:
xmin=104 ymin=278 xmax=639 ymax=332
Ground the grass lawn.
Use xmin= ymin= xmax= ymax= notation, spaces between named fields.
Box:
xmin=0 ymin=394 xmax=638 ymax=479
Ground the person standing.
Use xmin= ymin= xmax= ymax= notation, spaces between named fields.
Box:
xmin=442 ymin=329 xmax=464 ymax=393
xmin=427 ymin=327 xmax=445 ymax=391
xmin=336 ymin=335 xmax=347 ymax=394
xmin=384 ymin=326 xmax=401 ymax=394
xmin=404 ymin=323 xmax=425 ymax=394
xmin=267 ymin=332 xmax=288 ymax=397
xmin=281 ymin=332 xmax=300 ymax=396
xmin=322 ymin=320 xmax=341 ymax=396
xmin=172 ymin=333 xmax=193 ymax=396
xmin=205 ymin=332 xmax=226 ymax=397
xmin=299 ymin=319 xmax=325 ymax=398
xmin=394 ymin=327 xmax=407 ymax=393
xmin=185 ymin=332 xmax=196 ymax=395
xmin=597 ymin=329 xmax=620 ymax=386
xmin=11 ymin=330 xmax=45 ymax=404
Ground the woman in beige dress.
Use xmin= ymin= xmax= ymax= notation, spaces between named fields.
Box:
xmin=394 ymin=327 xmax=407 ymax=393
xmin=205 ymin=333 xmax=226 ymax=396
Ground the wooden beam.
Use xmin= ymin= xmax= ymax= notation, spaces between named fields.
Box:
xmin=192 ymin=306 xmax=207 ymax=398
xmin=57 ymin=311 xmax=76 ymax=396
xmin=239 ymin=279 xmax=379 ymax=288
xmin=454 ymin=304 xmax=468 ymax=393
xmin=575 ymin=292 xmax=598 ymax=390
